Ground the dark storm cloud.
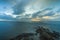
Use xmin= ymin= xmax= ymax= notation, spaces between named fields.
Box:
xmin=42 ymin=8 xmax=52 ymax=11
xmin=32 ymin=11 xmax=41 ymax=18
xmin=0 ymin=14 xmax=16 ymax=20
xmin=44 ymin=11 xmax=54 ymax=16
xmin=0 ymin=0 xmax=32 ymax=15
xmin=32 ymin=8 xmax=53 ymax=18
xmin=13 ymin=0 xmax=32 ymax=15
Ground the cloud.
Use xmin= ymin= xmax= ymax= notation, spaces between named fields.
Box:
xmin=10 ymin=0 xmax=60 ymax=21
xmin=41 ymin=10 xmax=60 ymax=21
xmin=0 ymin=0 xmax=60 ymax=21
xmin=32 ymin=8 xmax=52 ymax=18
xmin=0 ymin=14 xmax=16 ymax=21
xmin=13 ymin=0 xmax=32 ymax=15
xmin=4 ymin=9 xmax=18 ymax=18
xmin=16 ymin=7 xmax=60 ymax=21
xmin=31 ymin=7 xmax=60 ymax=21
xmin=1 ymin=0 xmax=43 ymax=21
xmin=0 ymin=8 xmax=18 ymax=21
xmin=0 ymin=19 xmax=14 ymax=21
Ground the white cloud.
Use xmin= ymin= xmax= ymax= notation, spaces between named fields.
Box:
xmin=0 ymin=19 xmax=14 ymax=21
xmin=4 ymin=8 xmax=18 ymax=18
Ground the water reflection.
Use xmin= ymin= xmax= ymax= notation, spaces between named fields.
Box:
xmin=0 ymin=21 xmax=60 ymax=40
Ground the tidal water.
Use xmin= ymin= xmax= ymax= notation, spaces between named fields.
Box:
xmin=0 ymin=21 xmax=60 ymax=40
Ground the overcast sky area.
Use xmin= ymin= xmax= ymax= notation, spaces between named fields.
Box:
xmin=0 ymin=0 xmax=60 ymax=21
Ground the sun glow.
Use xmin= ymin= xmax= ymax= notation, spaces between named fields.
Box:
xmin=42 ymin=16 xmax=50 ymax=19
xmin=31 ymin=18 xmax=41 ymax=22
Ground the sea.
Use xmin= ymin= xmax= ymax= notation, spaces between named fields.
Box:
xmin=0 ymin=21 xmax=60 ymax=40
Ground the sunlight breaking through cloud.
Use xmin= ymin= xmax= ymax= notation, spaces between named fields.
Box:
xmin=0 ymin=0 xmax=60 ymax=21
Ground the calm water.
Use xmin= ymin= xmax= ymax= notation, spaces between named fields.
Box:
xmin=0 ymin=21 xmax=60 ymax=40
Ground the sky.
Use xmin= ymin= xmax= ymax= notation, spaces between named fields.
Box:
xmin=0 ymin=0 xmax=60 ymax=21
